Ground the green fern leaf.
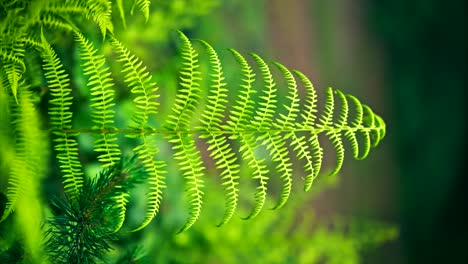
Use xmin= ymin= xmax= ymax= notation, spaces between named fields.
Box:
xmin=2 ymin=87 xmax=47 ymax=232
xmin=166 ymin=30 xmax=202 ymax=131
xmin=249 ymin=53 xmax=277 ymax=130
xmin=0 ymin=38 xmax=25 ymax=102
xmin=85 ymin=0 xmax=114 ymax=37
xmin=110 ymin=37 xmax=159 ymax=128
xmin=44 ymin=0 xmax=112 ymax=37
xmin=33 ymin=14 xmax=75 ymax=32
xmin=75 ymin=32 xmax=121 ymax=166
xmin=41 ymin=36 xmax=84 ymax=201
xmin=293 ymin=70 xmax=318 ymax=129
xmin=224 ymin=48 xmax=256 ymax=131
xmin=110 ymin=37 xmax=166 ymax=231
xmin=169 ymin=133 xmax=205 ymax=232
xmin=273 ymin=62 xmax=300 ymax=130
xmin=261 ymin=131 xmax=293 ymax=210
xmin=196 ymin=39 xmax=240 ymax=225
xmin=237 ymin=132 xmax=269 ymax=219
xmin=131 ymin=137 xmax=166 ymax=231
xmin=132 ymin=0 xmax=151 ymax=22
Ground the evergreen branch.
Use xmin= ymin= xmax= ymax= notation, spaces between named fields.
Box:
xmin=46 ymin=156 xmax=148 ymax=264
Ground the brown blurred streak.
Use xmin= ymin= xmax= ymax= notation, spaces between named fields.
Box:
xmin=266 ymin=0 xmax=322 ymax=86
xmin=266 ymin=0 xmax=336 ymax=220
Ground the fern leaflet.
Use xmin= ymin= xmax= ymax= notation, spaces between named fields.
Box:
xmin=41 ymin=35 xmax=84 ymax=201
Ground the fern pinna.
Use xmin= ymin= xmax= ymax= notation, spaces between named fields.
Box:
xmin=37 ymin=30 xmax=386 ymax=232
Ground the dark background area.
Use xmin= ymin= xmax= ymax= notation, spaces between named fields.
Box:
xmin=369 ymin=0 xmax=468 ymax=262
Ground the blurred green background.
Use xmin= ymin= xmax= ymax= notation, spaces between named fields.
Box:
xmin=164 ymin=0 xmax=466 ymax=263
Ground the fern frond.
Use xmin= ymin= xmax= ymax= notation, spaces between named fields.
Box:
xmin=1 ymin=39 xmax=25 ymax=101
xmin=33 ymin=14 xmax=75 ymax=32
xmin=326 ymin=131 xmax=345 ymax=177
xmin=2 ymin=86 xmax=47 ymax=228
xmin=166 ymin=30 xmax=201 ymax=131
xmin=84 ymin=0 xmax=113 ymax=37
xmin=7 ymin=88 xmax=47 ymax=261
xmin=44 ymin=0 xmax=112 ymax=36
xmin=43 ymin=1 xmax=88 ymax=17
xmin=273 ymin=62 xmax=300 ymax=130
xmin=156 ymin=32 xmax=385 ymax=226
xmin=131 ymin=137 xmax=166 ymax=231
xmin=293 ymin=70 xmax=318 ymax=128
xmin=290 ymin=133 xmax=316 ymax=191
xmin=260 ymin=131 xmax=293 ymax=210
xmin=205 ymin=133 xmax=240 ymax=226
xmin=75 ymin=32 xmax=121 ymax=166
xmin=196 ymin=40 xmax=239 ymax=225
xmin=132 ymin=0 xmax=151 ymax=22
xmin=318 ymin=87 xmax=335 ymax=129
xmin=169 ymin=133 xmax=205 ymax=232
xmin=197 ymin=39 xmax=227 ymax=130
xmin=110 ymin=37 xmax=159 ymax=128
xmin=41 ymin=36 xmax=84 ymax=201
xmin=237 ymin=133 xmax=269 ymax=220
xmin=335 ymin=89 xmax=349 ymax=127
xmin=110 ymin=37 xmax=166 ymax=231
xmin=2 ymin=157 xmax=23 ymax=222
xmin=224 ymin=48 xmax=256 ymax=131
xmin=249 ymin=53 xmax=277 ymax=130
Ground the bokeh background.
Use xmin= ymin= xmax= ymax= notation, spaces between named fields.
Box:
xmin=162 ymin=0 xmax=466 ymax=263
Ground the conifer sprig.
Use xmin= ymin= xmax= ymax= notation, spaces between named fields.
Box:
xmin=46 ymin=156 xmax=148 ymax=264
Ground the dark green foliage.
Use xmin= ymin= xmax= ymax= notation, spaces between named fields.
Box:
xmin=113 ymin=246 xmax=149 ymax=264
xmin=46 ymin=156 xmax=148 ymax=263
xmin=0 ymin=192 xmax=6 ymax=220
